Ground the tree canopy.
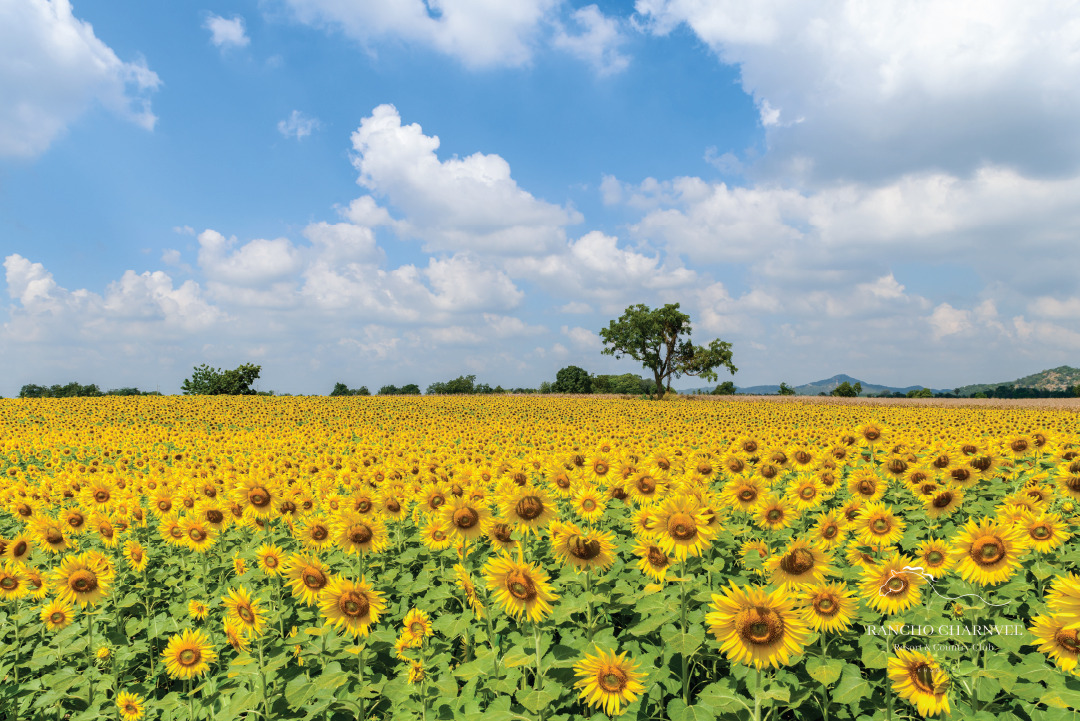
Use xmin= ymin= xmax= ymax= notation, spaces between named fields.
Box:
xmin=552 ymin=365 xmax=591 ymax=394
xmin=598 ymin=303 xmax=736 ymax=398
xmin=181 ymin=363 xmax=261 ymax=395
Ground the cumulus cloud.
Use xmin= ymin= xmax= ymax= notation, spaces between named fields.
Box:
xmin=635 ymin=0 xmax=1080 ymax=182
xmin=0 ymin=0 xmax=160 ymax=158
xmin=554 ymin=5 xmax=630 ymax=76
xmin=204 ymin=13 xmax=250 ymax=49
xmin=281 ymin=0 xmax=559 ymax=68
xmin=350 ymin=104 xmax=580 ymax=254
xmin=277 ymin=110 xmax=320 ymax=139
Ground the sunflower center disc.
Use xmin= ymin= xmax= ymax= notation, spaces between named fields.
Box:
xmin=739 ymin=489 xmax=756 ymax=502
xmin=885 ymin=576 xmax=907 ymax=594
xmin=932 ymin=493 xmax=953 ymax=508
xmin=647 ymin=546 xmax=668 ymax=567
xmin=207 ymin=510 xmax=224 ymax=524
xmin=281 ymin=501 xmax=296 ymax=514
xmin=737 ymin=607 xmax=782 ymax=645
xmin=13 ymin=541 xmax=27 ymax=556
xmin=492 ymin=523 xmax=512 ymax=542
xmin=637 ymin=477 xmax=657 ymax=494
xmin=796 ymin=451 xmax=812 ymax=465
xmin=800 ymin=486 xmax=815 ymax=499
xmin=303 ymin=568 xmax=327 ymax=590
xmin=71 ymin=570 xmax=97 ymax=593
xmin=858 ymin=481 xmax=875 ymax=495
xmin=239 ymin=607 xmax=255 ymax=623
xmin=911 ymin=664 xmax=936 ymax=694
xmin=264 ymin=556 xmax=278 ymax=568
xmin=599 ymin=669 xmax=627 ymax=692
xmin=926 ymin=551 xmax=944 ymax=566
xmin=68 ymin=514 xmax=84 ymax=528
xmin=50 ymin=612 xmax=65 ymax=624
xmin=582 ymin=499 xmax=596 ymax=511
xmin=507 ymin=572 xmax=537 ymax=601
xmin=779 ymin=548 xmax=815 ymax=575
xmin=179 ymin=649 xmax=200 ymax=666
xmin=1032 ymin=526 xmax=1050 ymax=540
xmin=249 ymin=488 xmax=270 ymax=507
xmin=669 ymin=514 xmax=698 ymax=540
xmin=872 ymin=519 xmax=890 ymax=533
xmin=569 ymin=536 xmax=601 ymax=560
xmin=823 ymin=525 xmax=838 ymax=539
xmin=16 ymin=504 xmax=31 ymax=517
xmin=972 ymin=538 xmax=1005 ymax=565
xmin=189 ymin=529 xmax=206 ymax=542
xmin=815 ymin=597 xmax=837 ymax=615
xmin=1057 ymin=630 xmax=1079 ymax=652
xmin=94 ymin=491 xmax=109 ymax=502
xmin=766 ymin=509 xmax=782 ymax=523
xmin=358 ymin=500 xmax=372 ymax=513
xmin=951 ymin=468 xmax=971 ymax=482
xmin=312 ymin=526 xmax=328 ymax=541
xmin=350 ymin=525 xmax=373 ymax=544
xmin=971 ymin=456 xmax=991 ymax=471
xmin=340 ymin=592 xmax=369 ymax=618
xmin=516 ymin=496 xmax=544 ymax=520
xmin=454 ymin=508 xmax=480 ymax=529
xmin=0 ymin=578 xmax=16 ymax=590
xmin=387 ymin=500 xmax=401 ymax=513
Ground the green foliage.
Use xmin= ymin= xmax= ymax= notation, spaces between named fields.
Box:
xmin=19 ymin=382 xmax=104 ymax=398
xmin=906 ymin=387 xmax=934 ymax=398
xmin=712 ymin=381 xmax=736 ymax=395
xmin=553 ymin=365 xmax=592 ymax=394
xmin=538 ymin=381 xmax=553 ymax=394
xmin=830 ymin=381 xmax=862 ymax=397
xmin=181 ymin=363 xmax=261 ymax=396
xmin=974 ymin=391 xmax=989 ymax=398
xmin=425 ymin=375 xmax=497 ymax=395
xmin=1072 ymin=383 xmax=1080 ymax=397
xmin=778 ymin=382 xmax=796 ymax=396
xmin=599 ymin=303 xmax=736 ymax=398
xmin=591 ymin=373 xmax=653 ymax=395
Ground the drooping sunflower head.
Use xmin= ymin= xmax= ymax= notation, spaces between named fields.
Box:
xmin=223 ymin=586 xmax=266 ymax=636
xmin=453 ymin=563 xmax=485 ymax=618
xmin=633 ymin=537 xmax=672 ymax=582
xmin=483 ymin=555 xmax=558 ymax=623
xmin=887 ymin=648 xmax=951 ymax=717
xmin=319 ymin=575 xmax=385 ymax=638
xmin=573 ymin=646 xmax=647 ymax=716
xmin=223 ymin=619 xmax=250 ymax=653
xmin=1029 ymin=614 xmax=1080 ymax=673
xmin=706 ymin=583 xmax=810 ymax=669
xmin=949 ymin=517 xmax=1027 ymax=586
xmin=161 ymin=628 xmax=216 ymax=680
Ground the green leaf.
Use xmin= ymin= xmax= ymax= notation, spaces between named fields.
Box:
xmin=833 ymin=665 xmax=871 ymax=705
xmin=697 ymin=680 xmax=749 ymax=714
xmin=806 ymin=657 xmax=844 ymax=686
xmin=669 ymin=625 xmax=705 ymax=658
xmin=515 ymin=687 xmax=559 ymax=714
xmin=285 ymin=676 xmax=314 ymax=708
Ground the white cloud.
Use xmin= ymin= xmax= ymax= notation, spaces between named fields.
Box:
xmin=559 ymin=301 xmax=592 ymax=313
xmin=0 ymin=0 xmax=160 ymax=158
xmin=277 ymin=110 xmax=320 ymax=140
xmin=350 ymin=104 xmax=580 ymax=254
xmin=554 ymin=5 xmax=630 ymax=76
xmin=425 ymin=255 xmax=523 ymax=312
xmin=857 ymin=274 xmax=905 ymax=300
xmin=281 ymin=0 xmax=559 ymax=68
xmin=928 ymin=303 xmax=971 ymax=339
xmin=204 ymin=13 xmax=250 ymax=49
xmin=561 ymin=325 xmax=602 ymax=350
xmin=483 ymin=314 xmax=546 ymax=337
xmin=1029 ymin=296 xmax=1080 ymax=319
xmin=635 ymin=1 xmax=1080 ymax=182
xmin=197 ymin=230 xmax=303 ymax=288
xmin=302 ymin=222 xmax=383 ymax=265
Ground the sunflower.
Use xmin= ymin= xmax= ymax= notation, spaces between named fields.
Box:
xmin=28 ymin=515 xmax=70 ymax=554
xmin=162 ymin=628 xmax=216 ymax=680
xmin=1021 ymin=511 xmax=1071 ymax=553
xmin=223 ymin=619 xmax=250 ymax=653
xmin=0 ymin=561 xmax=28 ymax=600
xmin=284 ymin=553 xmax=331 ymax=606
xmin=765 ymin=538 xmax=834 ymax=587
xmin=52 ymin=552 xmax=112 ymax=607
xmin=319 ymin=576 xmax=385 ymax=637
xmin=402 ymin=608 xmax=433 ymax=644
xmin=551 ymin=522 xmax=617 ymax=573
xmin=847 ymin=470 xmax=886 ymax=502
xmin=483 ymin=555 xmax=558 ymax=623
xmin=453 ymin=563 xmax=485 ymax=618
xmin=950 ymin=517 xmax=1027 ymax=586
xmin=188 ymin=600 xmax=209 ymax=621
xmin=860 ymin=553 xmax=924 ymax=615
xmin=809 ymin=511 xmax=847 ymax=550
xmin=332 ymin=511 xmax=389 ymax=555
xmin=40 ymin=597 xmax=76 ymax=631
xmin=158 ymin=514 xmax=186 ymax=547
xmin=572 ymin=486 xmax=607 ymax=524
xmin=295 ymin=513 xmax=334 ymax=549
xmin=5 ymin=534 xmax=32 ymax=564
xmin=483 ymin=519 xmax=517 ymax=553
xmin=888 ymin=648 xmax=951 ymax=717
xmin=438 ymin=497 xmax=491 ymax=542
xmin=754 ymin=494 xmax=797 ymax=532
xmin=788 ymin=475 xmax=825 ymax=511
xmin=573 ymin=647 xmax=647 ymax=716
xmin=223 ymin=586 xmax=267 ymax=637
xmin=1029 ymin=614 xmax=1080 ymax=673
xmin=650 ymin=495 xmax=716 ymax=561
xmin=22 ymin=565 xmax=47 ymax=599
xmin=233 ymin=476 xmax=279 ymax=520
xmin=723 ymin=477 xmax=766 ymax=513
xmin=1046 ymin=573 xmax=1080 ymax=628
xmin=180 ymin=517 xmax=218 ymax=553
xmin=255 ymin=543 xmax=285 ymax=576
xmin=706 ymin=583 xmax=810 ymax=669
xmin=626 ymin=472 xmax=667 ymax=505
xmin=116 ymin=691 xmax=146 ymax=721
xmin=854 ymin=502 xmax=906 ymax=547
xmin=800 ymin=581 xmax=856 ymax=633
xmin=633 ymin=537 xmax=672 ymax=582
xmin=740 ymin=540 xmax=769 ymax=567
xmin=420 ymin=517 xmax=454 ymax=551
xmin=500 ymin=486 xmax=558 ymax=536
xmin=922 ymin=487 xmax=963 ymax=519
xmin=913 ymin=539 xmax=953 ymax=577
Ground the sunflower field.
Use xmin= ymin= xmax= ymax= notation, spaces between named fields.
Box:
xmin=1 ymin=396 xmax=1079 ymax=721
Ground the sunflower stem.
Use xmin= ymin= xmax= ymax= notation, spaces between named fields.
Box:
xmin=819 ymin=633 xmax=830 ymax=721
xmin=257 ymin=634 xmax=269 ymax=720
xmin=753 ymin=667 xmax=762 ymax=721
xmin=187 ymin=678 xmax=195 ymax=721
xmin=585 ymin=567 xmax=594 ymax=642
xmin=533 ymin=623 xmax=543 ymax=691
xmin=87 ymin=611 xmax=94 ymax=707
xmin=356 ymin=640 xmax=366 ymax=721
xmin=679 ymin=559 xmax=690 ymax=706
xmin=12 ymin=598 xmax=20 ymax=685
xmin=885 ymin=631 xmax=893 ymax=721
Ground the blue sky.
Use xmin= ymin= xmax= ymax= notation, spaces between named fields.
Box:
xmin=3 ymin=0 xmax=1080 ymax=396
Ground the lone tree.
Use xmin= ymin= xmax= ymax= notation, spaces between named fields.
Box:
xmin=599 ymin=303 xmax=736 ymax=399
xmin=181 ymin=363 xmax=261 ymax=395
xmin=778 ymin=382 xmax=796 ymax=396
xmin=553 ymin=365 xmax=592 ymax=394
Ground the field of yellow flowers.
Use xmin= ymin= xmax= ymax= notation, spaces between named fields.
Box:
xmin=0 ymin=396 xmax=1078 ymax=721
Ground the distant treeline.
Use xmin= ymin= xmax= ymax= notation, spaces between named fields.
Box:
xmin=869 ymin=385 xmax=1080 ymax=399
xmin=18 ymin=382 xmax=161 ymax=398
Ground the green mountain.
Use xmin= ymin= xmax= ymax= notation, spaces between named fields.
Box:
xmin=955 ymin=366 xmax=1080 ymax=396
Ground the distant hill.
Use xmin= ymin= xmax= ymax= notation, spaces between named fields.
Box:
xmin=679 ymin=373 xmax=949 ymax=396
xmin=955 ymin=365 xmax=1080 ymax=396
